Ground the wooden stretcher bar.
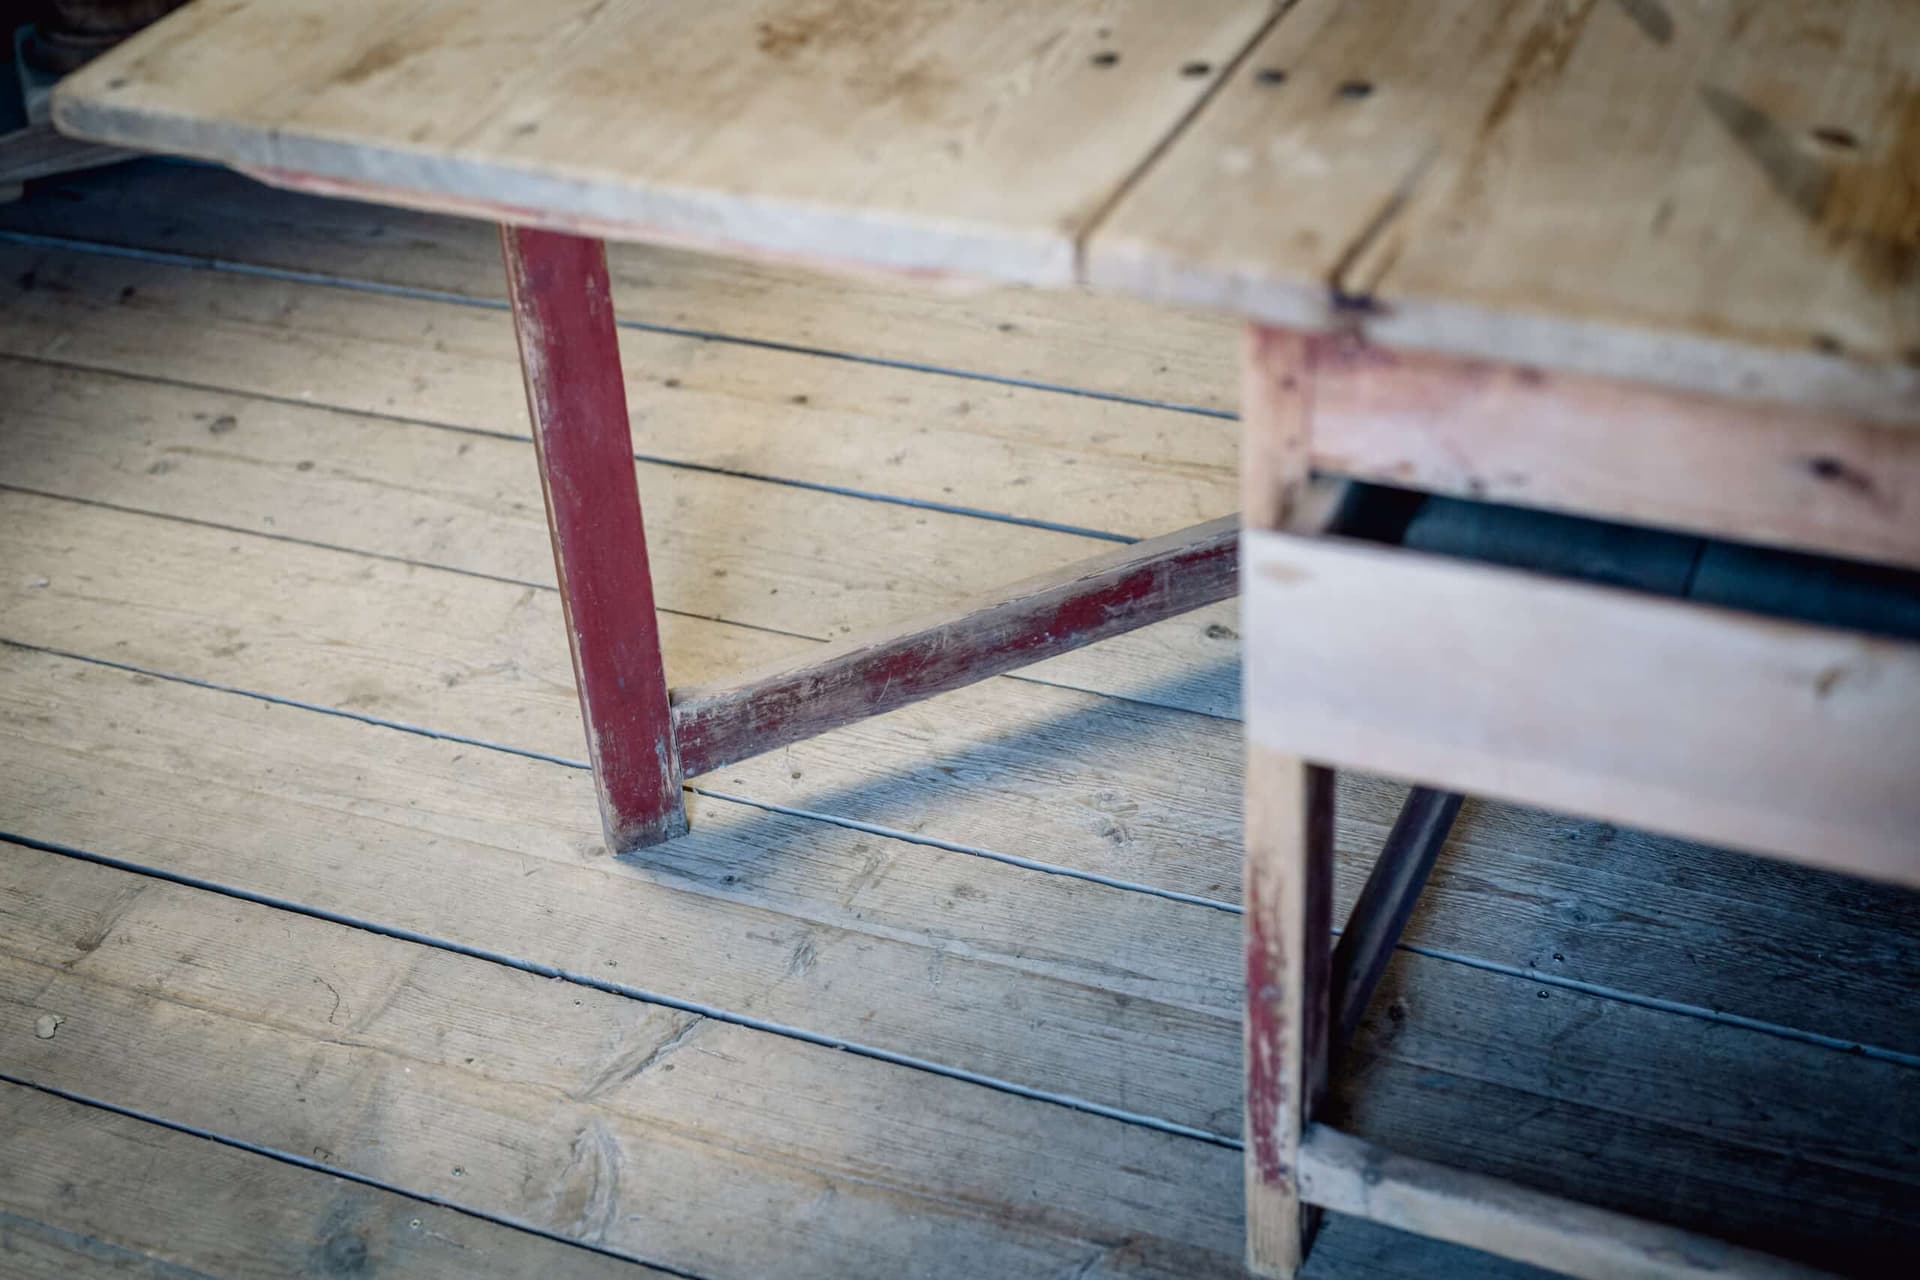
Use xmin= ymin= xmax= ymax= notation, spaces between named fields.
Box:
xmin=670 ymin=515 xmax=1239 ymax=778
xmin=1326 ymin=786 xmax=1461 ymax=1054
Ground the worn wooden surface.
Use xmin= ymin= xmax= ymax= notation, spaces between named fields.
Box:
xmin=52 ymin=0 xmax=1275 ymax=286
xmin=1247 ymin=330 xmax=1920 ymax=571
xmin=674 ymin=515 xmax=1237 ymax=774
xmin=0 ymin=844 xmax=1250 ymax=1280
xmin=3 ymin=170 xmax=1919 ymax=1276
xmin=12 ymin=644 xmax=1917 ymax=1271
xmin=0 ymin=246 xmax=1242 ymax=721
xmin=1091 ymin=0 xmax=1920 ymax=425
xmin=0 ymin=222 xmax=1239 ymax=540
xmin=0 ymin=1081 xmax=654 ymax=1279
xmin=1242 ymin=529 xmax=1920 ymax=887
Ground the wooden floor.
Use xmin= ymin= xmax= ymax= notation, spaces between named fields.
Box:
xmin=0 ymin=161 xmax=1916 ymax=1280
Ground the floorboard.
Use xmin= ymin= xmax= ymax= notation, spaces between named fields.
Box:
xmin=0 ymin=1080 xmax=653 ymax=1279
xmin=1 ymin=842 xmax=1525 ymax=1280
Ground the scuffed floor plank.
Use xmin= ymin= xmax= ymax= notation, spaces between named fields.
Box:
xmin=0 ymin=843 xmax=1524 ymax=1280
xmin=0 ymin=1081 xmax=655 ymax=1279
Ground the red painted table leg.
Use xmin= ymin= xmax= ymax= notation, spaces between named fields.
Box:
xmin=501 ymin=225 xmax=687 ymax=851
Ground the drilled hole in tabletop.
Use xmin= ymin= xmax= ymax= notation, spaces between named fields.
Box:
xmin=1338 ymin=79 xmax=1374 ymax=99
xmin=1181 ymin=60 xmax=1213 ymax=78
xmin=1091 ymin=50 xmax=1119 ymax=68
xmin=1255 ymin=67 xmax=1288 ymax=85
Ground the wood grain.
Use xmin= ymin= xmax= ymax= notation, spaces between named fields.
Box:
xmin=4 ymin=647 xmax=1916 ymax=1269
xmin=1091 ymin=0 xmax=1920 ymax=426
xmin=1241 ymin=529 xmax=1920 ymax=887
xmin=0 ymin=843 xmax=1248 ymax=1280
xmin=0 ymin=260 xmax=1241 ymax=720
xmin=0 ymin=644 xmax=1245 ymax=1132
xmin=52 ymin=0 xmax=1274 ymax=286
xmin=0 ymin=1081 xmax=653 ymax=1279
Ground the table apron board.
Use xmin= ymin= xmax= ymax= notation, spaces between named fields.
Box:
xmin=1292 ymin=336 xmax=1920 ymax=574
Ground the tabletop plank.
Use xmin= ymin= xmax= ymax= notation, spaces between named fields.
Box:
xmin=50 ymin=0 xmax=1276 ymax=287
xmin=1089 ymin=0 xmax=1920 ymax=424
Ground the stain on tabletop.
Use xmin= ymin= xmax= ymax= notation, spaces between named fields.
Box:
xmin=1702 ymin=80 xmax=1920 ymax=294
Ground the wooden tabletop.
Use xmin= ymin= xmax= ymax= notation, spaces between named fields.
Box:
xmin=52 ymin=0 xmax=1920 ymax=421
xmin=1090 ymin=0 xmax=1920 ymax=423
xmin=48 ymin=0 xmax=1275 ymax=288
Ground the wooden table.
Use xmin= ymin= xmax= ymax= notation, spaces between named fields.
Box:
xmin=51 ymin=2 xmax=1920 ymax=1277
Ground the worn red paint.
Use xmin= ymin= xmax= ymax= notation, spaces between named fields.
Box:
xmin=671 ymin=517 xmax=1238 ymax=777
xmin=501 ymin=225 xmax=686 ymax=851
xmin=1244 ymin=766 xmax=1337 ymax=1195
xmin=1245 ymin=898 xmax=1289 ymax=1186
